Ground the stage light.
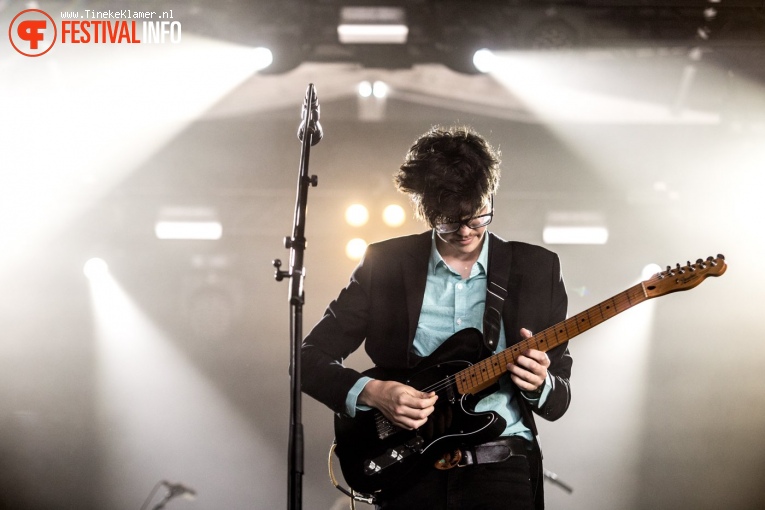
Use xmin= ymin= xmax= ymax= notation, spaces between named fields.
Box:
xmin=346 ymin=238 xmax=368 ymax=260
xmin=155 ymin=206 xmax=222 ymax=240
xmin=472 ymin=49 xmax=496 ymax=73
xmin=543 ymin=212 xmax=609 ymax=245
xmin=358 ymin=81 xmax=388 ymax=121
xmin=345 ymin=204 xmax=369 ymax=227
xmin=155 ymin=221 xmax=223 ymax=240
xmin=372 ymin=81 xmax=389 ymax=98
xmin=253 ymin=41 xmax=303 ymax=74
xmin=337 ymin=7 xmax=408 ymax=44
xmin=83 ymin=258 xmax=109 ymax=280
xmin=252 ymin=47 xmax=274 ymax=72
xmin=543 ymin=226 xmax=609 ymax=245
xmin=358 ymin=81 xmax=373 ymax=97
xmin=382 ymin=204 xmax=406 ymax=227
xmin=338 ymin=24 xmax=408 ymax=44
xmin=1 ymin=34 xmax=269 ymax=271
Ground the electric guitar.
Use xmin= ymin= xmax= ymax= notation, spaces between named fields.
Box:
xmin=333 ymin=255 xmax=727 ymax=495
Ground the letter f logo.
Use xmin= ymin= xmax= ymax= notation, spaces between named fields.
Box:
xmin=9 ymin=9 xmax=57 ymax=57
xmin=18 ymin=20 xmax=46 ymax=49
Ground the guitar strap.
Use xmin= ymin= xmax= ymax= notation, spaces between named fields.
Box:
xmin=483 ymin=236 xmax=512 ymax=352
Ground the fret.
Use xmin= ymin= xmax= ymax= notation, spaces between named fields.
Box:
xmin=605 ymin=297 xmax=619 ymax=319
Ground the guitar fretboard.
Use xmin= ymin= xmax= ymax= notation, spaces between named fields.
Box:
xmin=455 ymin=282 xmax=649 ymax=395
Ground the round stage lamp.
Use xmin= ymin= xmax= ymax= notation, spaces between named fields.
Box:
xmin=83 ymin=258 xmax=109 ymax=279
xmin=345 ymin=204 xmax=369 ymax=227
xmin=382 ymin=204 xmax=406 ymax=227
xmin=345 ymin=238 xmax=368 ymax=260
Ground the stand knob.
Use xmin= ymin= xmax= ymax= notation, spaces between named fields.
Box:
xmin=273 ymin=259 xmax=289 ymax=281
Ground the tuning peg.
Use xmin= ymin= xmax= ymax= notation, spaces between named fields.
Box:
xmin=707 ymin=256 xmax=716 ymax=266
xmin=717 ymin=253 xmax=725 ymax=260
xmin=687 ymin=261 xmax=695 ymax=271
xmin=666 ymin=265 xmax=673 ymax=275
xmin=676 ymin=263 xmax=685 ymax=274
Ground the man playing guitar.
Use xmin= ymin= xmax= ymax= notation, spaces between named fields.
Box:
xmin=301 ymin=125 xmax=572 ymax=510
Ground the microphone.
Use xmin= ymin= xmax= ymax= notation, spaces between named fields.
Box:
xmin=297 ymin=84 xmax=323 ymax=146
xmin=161 ymin=480 xmax=197 ymax=499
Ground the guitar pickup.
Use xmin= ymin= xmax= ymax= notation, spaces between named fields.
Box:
xmin=446 ymin=382 xmax=456 ymax=404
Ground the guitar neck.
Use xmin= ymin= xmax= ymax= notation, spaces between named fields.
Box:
xmin=455 ymin=282 xmax=649 ymax=395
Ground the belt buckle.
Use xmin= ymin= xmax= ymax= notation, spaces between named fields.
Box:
xmin=434 ymin=448 xmax=463 ymax=470
xmin=456 ymin=448 xmax=473 ymax=468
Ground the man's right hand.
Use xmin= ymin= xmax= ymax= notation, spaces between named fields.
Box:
xmin=358 ymin=380 xmax=438 ymax=430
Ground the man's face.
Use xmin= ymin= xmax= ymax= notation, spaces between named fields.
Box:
xmin=434 ymin=203 xmax=492 ymax=257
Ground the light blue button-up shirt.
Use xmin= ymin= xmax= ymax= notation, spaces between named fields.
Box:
xmin=345 ymin=231 xmax=550 ymax=441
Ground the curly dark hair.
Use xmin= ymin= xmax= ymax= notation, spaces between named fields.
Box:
xmin=394 ymin=126 xmax=501 ymax=227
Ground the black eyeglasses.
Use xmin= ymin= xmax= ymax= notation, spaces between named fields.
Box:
xmin=434 ymin=197 xmax=494 ymax=234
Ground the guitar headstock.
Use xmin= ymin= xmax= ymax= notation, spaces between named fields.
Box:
xmin=643 ymin=254 xmax=726 ymax=298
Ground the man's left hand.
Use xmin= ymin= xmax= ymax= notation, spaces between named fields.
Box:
xmin=507 ymin=327 xmax=550 ymax=393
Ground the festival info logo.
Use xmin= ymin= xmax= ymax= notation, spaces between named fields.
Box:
xmin=9 ymin=8 xmax=181 ymax=56
xmin=9 ymin=9 xmax=57 ymax=57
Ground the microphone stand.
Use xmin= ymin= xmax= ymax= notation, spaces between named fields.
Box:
xmin=273 ymin=84 xmax=322 ymax=510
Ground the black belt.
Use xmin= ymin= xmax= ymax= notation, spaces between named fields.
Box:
xmin=434 ymin=436 xmax=531 ymax=470
xmin=457 ymin=436 xmax=531 ymax=467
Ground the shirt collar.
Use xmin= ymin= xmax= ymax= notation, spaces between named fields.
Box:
xmin=428 ymin=230 xmax=490 ymax=276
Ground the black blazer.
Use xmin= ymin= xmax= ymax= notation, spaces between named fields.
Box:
xmin=301 ymin=231 xmax=572 ymax=436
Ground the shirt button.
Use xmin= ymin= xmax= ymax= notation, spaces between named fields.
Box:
xmin=457 ymin=318 xmax=462 ymax=325
xmin=456 ymin=283 xmax=463 ymax=290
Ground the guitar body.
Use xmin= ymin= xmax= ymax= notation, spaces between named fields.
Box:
xmin=334 ymin=328 xmax=506 ymax=495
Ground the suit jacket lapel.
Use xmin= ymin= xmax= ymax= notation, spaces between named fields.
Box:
xmin=403 ymin=231 xmax=432 ymax=353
